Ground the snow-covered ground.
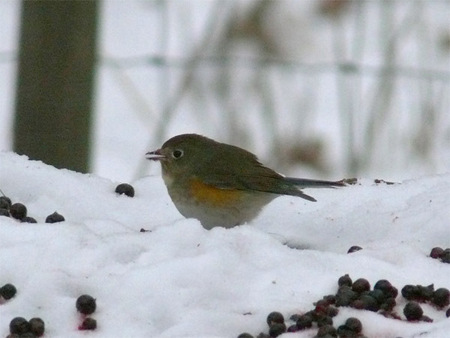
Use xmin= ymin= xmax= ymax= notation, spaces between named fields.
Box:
xmin=1 ymin=152 xmax=449 ymax=337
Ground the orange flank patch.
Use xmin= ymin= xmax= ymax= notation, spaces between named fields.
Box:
xmin=190 ymin=178 xmax=242 ymax=207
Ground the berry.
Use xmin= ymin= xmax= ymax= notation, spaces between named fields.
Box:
xmin=432 ymin=288 xmax=450 ymax=307
xmin=0 ymin=208 xmax=9 ymax=217
xmin=266 ymin=311 xmax=284 ymax=326
xmin=45 ymin=211 xmax=65 ymax=223
xmin=338 ymin=274 xmax=352 ymax=287
xmin=417 ymin=284 xmax=434 ymax=301
xmin=358 ymin=294 xmax=379 ymax=312
xmin=401 ymin=285 xmax=420 ymax=300
xmin=115 ymin=183 xmax=135 ymax=197
xmin=268 ymin=323 xmax=286 ymax=337
xmin=314 ymin=299 xmax=330 ymax=314
xmin=0 ymin=283 xmax=17 ymax=300
xmin=345 ymin=317 xmax=362 ymax=333
xmin=76 ymin=294 xmax=96 ymax=315
xmin=347 ymin=245 xmax=362 ymax=253
xmin=336 ymin=286 xmax=357 ymax=307
xmin=336 ymin=325 xmax=355 ymax=337
xmin=9 ymin=203 xmax=27 ymax=220
xmin=296 ymin=314 xmax=313 ymax=329
xmin=367 ymin=289 xmax=386 ymax=304
xmin=79 ymin=317 xmax=97 ymax=330
xmin=237 ymin=333 xmax=254 ymax=338
xmin=286 ymin=324 xmax=298 ymax=333
xmin=316 ymin=315 xmax=333 ymax=327
xmin=441 ymin=249 xmax=450 ymax=263
xmin=322 ymin=294 xmax=336 ymax=304
xmin=403 ymin=301 xmax=423 ymax=321
xmin=446 ymin=308 xmax=450 ymax=318
xmin=430 ymin=247 xmax=444 ymax=259
xmin=21 ymin=216 xmax=37 ymax=223
xmin=374 ymin=279 xmax=398 ymax=299
xmin=0 ymin=196 xmax=11 ymax=209
xmin=9 ymin=317 xmax=30 ymax=334
xmin=29 ymin=317 xmax=45 ymax=336
xmin=14 ymin=333 xmax=34 ymax=338
xmin=352 ymin=278 xmax=370 ymax=293
xmin=380 ymin=297 xmax=396 ymax=311
xmin=316 ymin=324 xmax=337 ymax=337
xmin=326 ymin=306 xmax=339 ymax=317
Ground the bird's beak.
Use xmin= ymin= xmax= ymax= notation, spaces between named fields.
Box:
xmin=146 ymin=149 xmax=166 ymax=161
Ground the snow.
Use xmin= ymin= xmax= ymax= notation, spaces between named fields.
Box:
xmin=1 ymin=151 xmax=450 ymax=338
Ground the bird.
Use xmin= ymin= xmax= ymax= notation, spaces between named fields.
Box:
xmin=146 ymin=134 xmax=344 ymax=229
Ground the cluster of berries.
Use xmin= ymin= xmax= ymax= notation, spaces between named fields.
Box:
xmin=5 ymin=293 xmax=97 ymax=337
xmin=237 ymin=273 xmax=450 ymax=338
xmin=0 ymin=195 xmax=64 ymax=224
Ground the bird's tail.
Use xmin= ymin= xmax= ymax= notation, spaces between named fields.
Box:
xmin=284 ymin=177 xmax=346 ymax=188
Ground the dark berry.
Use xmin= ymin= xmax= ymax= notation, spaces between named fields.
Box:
xmin=404 ymin=301 xmax=423 ymax=321
xmin=430 ymin=247 xmax=444 ymax=259
xmin=15 ymin=333 xmax=35 ymax=338
xmin=367 ymin=289 xmax=386 ymax=304
xmin=29 ymin=317 xmax=45 ymax=336
xmin=76 ymin=294 xmax=96 ymax=315
xmin=358 ymin=294 xmax=379 ymax=312
xmin=21 ymin=216 xmax=37 ymax=223
xmin=338 ymin=274 xmax=352 ymax=287
xmin=296 ymin=314 xmax=313 ymax=329
xmin=268 ymin=323 xmax=286 ymax=337
xmin=78 ymin=317 xmax=97 ymax=330
xmin=380 ymin=297 xmax=396 ymax=311
xmin=337 ymin=325 xmax=355 ymax=337
xmin=336 ymin=286 xmax=357 ymax=307
xmin=401 ymin=285 xmax=420 ymax=300
xmin=417 ymin=284 xmax=434 ymax=301
xmin=237 ymin=333 xmax=254 ymax=338
xmin=0 ymin=208 xmax=9 ymax=217
xmin=0 ymin=196 xmax=11 ymax=209
xmin=322 ymin=294 xmax=336 ymax=304
xmin=286 ymin=324 xmax=298 ymax=333
xmin=432 ymin=288 xmax=450 ymax=307
xmin=421 ymin=315 xmax=433 ymax=322
xmin=316 ymin=315 xmax=333 ymax=327
xmin=45 ymin=211 xmax=65 ymax=223
xmin=352 ymin=278 xmax=370 ymax=293
xmin=446 ymin=308 xmax=450 ymax=318
xmin=441 ymin=249 xmax=450 ymax=263
xmin=326 ymin=305 xmax=339 ymax=317
xmin=316 ymin=324 xmax=337 ymax=337
xmin=115 ymin=183 xmax=135 ymax=197
xmin=347 ymin=245 xmax=362 ymax=253
xmin=255 ymin=334 xmax=270 ymax=338
xmin=266 ymin=311 xmax=284 ymax=326
xmin=9 ymin=203 xmax=27 ymax=220
xmin=350 ymin=299 xmax=365 ymax=310
xmin=345 ymin=317 xmax=362 ymax=333
xmin=315 ymin=299 xmax=330 ymax=314
xmin=9 ymin=317 xmax=30 ymax=334
xmin=374 ymin=279 xmax=398 ymax=298
xmin=0 ymin=283 xmax=17 ymax=300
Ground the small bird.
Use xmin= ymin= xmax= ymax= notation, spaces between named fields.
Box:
xmin=147 ymin=134 xmax=344 ymax=229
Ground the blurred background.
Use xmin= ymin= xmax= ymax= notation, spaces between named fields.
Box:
xmin=1 ymin=0 xmax=449 ymax=182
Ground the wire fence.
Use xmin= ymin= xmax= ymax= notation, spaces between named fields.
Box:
xmin=2 ymin=0 xmax=450 ymax=179
xmin=96 ymin=0 xmax=450 ymax=179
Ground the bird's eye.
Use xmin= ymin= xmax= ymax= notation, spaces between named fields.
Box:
xmin=172 ymin=149 xmax=184 ymax=159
